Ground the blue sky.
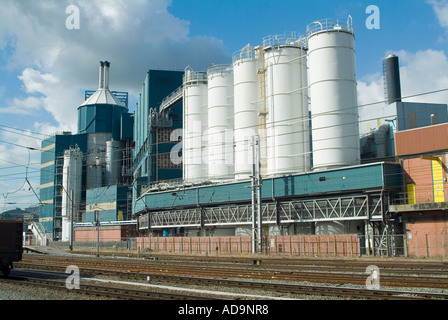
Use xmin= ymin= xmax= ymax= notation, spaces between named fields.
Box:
xmin=0 ymin=0 xmax=447 ymax=211
xmin=169 ymin=0 xmax=446 ymax=74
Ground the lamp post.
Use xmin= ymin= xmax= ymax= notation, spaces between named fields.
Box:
xmin=95 ymin=210 xmax=100 ymax=257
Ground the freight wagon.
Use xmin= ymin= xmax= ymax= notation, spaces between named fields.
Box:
xmin=0 ymin=220 xmax=23 ymax=276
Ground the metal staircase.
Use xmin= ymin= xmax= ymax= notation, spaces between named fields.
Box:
xmin=30 ymin=221 xmax=51 ymax=246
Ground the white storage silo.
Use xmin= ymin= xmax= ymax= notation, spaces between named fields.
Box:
xmin=183 ymin=67 xmax=208 ymax=183
xmin=232 ymin=45 xmax=262 ymax=180
xmin=263 ymin=33 xmax=311 ymax=176
xmin=207 ymin=64 xmax=234 ymax=180
xmin=307 ymin=18 xmax=360 ymax=170
xmin=61 ymin=146 xmax=83 ymax=242
xmin=105 ymin=139 xmax=122 ymax=185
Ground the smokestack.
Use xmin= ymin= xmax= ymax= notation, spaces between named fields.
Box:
xmin=99 ymin=61 xmax=105 ymax=89
xmin=383 ymin=54 xmax=402 ymax=105
xmin=103 ymin=61 xmax=110 ymax=90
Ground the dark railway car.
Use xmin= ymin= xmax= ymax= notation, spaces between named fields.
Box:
xmin=0 ymin=220 xmax=23 ymax=276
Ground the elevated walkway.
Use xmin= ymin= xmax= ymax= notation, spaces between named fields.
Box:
xmin=159 ymin=86 xmax=183 ymax=114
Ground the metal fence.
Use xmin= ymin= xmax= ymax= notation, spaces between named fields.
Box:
xmin=44 ymin=233 xmax=448 ymax=259
xmin=366 ymin=233 xmax=448 ymax=258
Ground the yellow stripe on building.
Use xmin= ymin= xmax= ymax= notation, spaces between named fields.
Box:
xmin=41 ymin=143 xmax=55 ymax=152
xmin=86 ymin=201 xmax=117 ymax=212
xmin=41 ymin=161 xmax=54 ymax=168
xmin=407 ymin=184 xmax=416 ymax=204
xmin=40 ymin=181 xmax=54 ymax=189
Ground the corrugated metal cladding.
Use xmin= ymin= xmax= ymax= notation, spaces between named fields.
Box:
xmin=132 ymin=70 xmax=183 ymax=182
xmin=38 ymin=134 xmax=87 ymax=233
xmin=134 ymin=162 xmax=402 ymax=214
xmin=77 ymin=103 xmax=128 ymax=140
xmin=85 ymin=185 xmax=130 ymax=223
xmin=395 ymin=123 xmax=448 ymax=156
xmin=120 ymin=112 xmax=134 ymax=139
xmin=133 ymin=70 xmax=183 ymax=158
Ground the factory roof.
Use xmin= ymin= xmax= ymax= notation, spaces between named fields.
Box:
xmin=80 ymin=88 xmax=125 ymax=107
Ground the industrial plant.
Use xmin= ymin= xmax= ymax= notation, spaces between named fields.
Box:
xmin=35 ymin=17 xmax=448 ymax=257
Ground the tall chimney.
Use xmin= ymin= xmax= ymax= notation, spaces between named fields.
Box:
xmin=383 ymin=54 xmax=402 ymax=105
xmin=103 ymin=61 xmax=110 ymax=90
xmin=99 ymin=61 xmax=105 ymax=89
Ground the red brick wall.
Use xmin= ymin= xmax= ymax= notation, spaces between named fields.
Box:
xmin=75 ymin=225 xmax=135 ymax=242
xmin=402 ymin=155 xmax=448 ymax=204
xmin=136 ymin=234 xmax=360 ymax=256
xmin=405 ymin=212 xmax=448 ymax=257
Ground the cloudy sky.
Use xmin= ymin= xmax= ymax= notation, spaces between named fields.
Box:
xmin=0 ymin=0 xmax=447 ymax=211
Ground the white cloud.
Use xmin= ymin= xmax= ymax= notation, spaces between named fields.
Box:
xmin=0 ymin=0 xmax=230 ymax=133
xmin=428 ymin=0 xmax=448 ymax=29
xmin=0 ymin=0 xmax=231 ymax=209
xmin=397 ymin=49 xmax=448 ymax=103
xmin=18 ymin=69 xmax=59 ymax=94
xmin=358 ymin=1 xmax=448 ymax=112
xmin=0 ymin=128 xmax=41 ymax=206
xmin=0 ymin=96 xmax=45 ymax=115
xmin=357 ymin=72 xmax=384 ymax=107
xmin=357 ymin=49 xmax=448 ymax=135
xmin=16 ymin=67 xmax=81 ymax=132
xmin=358 ymin=49 xmax=448 ymax=106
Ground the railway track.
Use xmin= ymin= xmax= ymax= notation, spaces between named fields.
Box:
xmin=1 ymin=271 xmax=222 ymax=300
xmin=14 ymin=254 xmax=448 ymax=300
xmin=65 ymin=251 xmax=448 ymax=275
xmin=17 ymin=254 xmax=448 ymax=289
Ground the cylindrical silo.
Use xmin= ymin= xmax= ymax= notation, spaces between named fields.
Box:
xmin=87 ymin=158 xmax=103 ymax=189
xmin=207 ymin=64 xmax=234 ymax=180
xmin=61 ymin=146 xmax=83 ymax=242
xmin=383 ymin=54 xmax=402 ymax=105
xmin=307 ymin=17 xmax=360 ymax=170
xmin=105 ymin=140 xmax=122 ymax=185
xmin=85 ymin=132 xmax=110 ymax=189
xmin=183 ymin=67 xmax=208 ymax=183
xmin=232 ymin=45 xmax=262 ymax=180
xmin=86 ymin=132 xmax=111 ymax=166
xmin=263 ymin=33 xmax=310 ymax=176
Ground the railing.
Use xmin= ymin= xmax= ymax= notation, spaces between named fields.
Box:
xmin=183 ymin=67 xmax=207 ymax=85
xmin=31 ymin=221 xmax=51 ymax=246
xmin=306 ymin=16 xmax=354 ymax=37
xmin=159 ymin=86 xmax=183 ymax=114
xmin=232 ymin=44 xmax=261 ymax=63
xmin=207 ymin=64 xmax=233 ymax=75
xmin=262 ymin=32 xmax=306 ymax=48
